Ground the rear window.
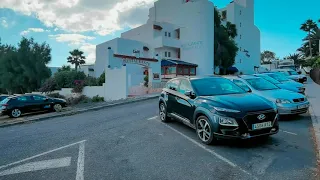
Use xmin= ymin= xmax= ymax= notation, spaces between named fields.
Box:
xmin=0 ymin=98 xmax=10 ymax=104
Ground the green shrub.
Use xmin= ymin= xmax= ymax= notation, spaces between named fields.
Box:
xmin=85 ymin=76 xmax=99 ymax=86
xmin=39 ymin=78 xmax=57 ymax=94
xmin=54 ymin=70 xmax=86 ymax=89
xmin=47 ymin=93 xmax=65 ymax=99
xmin=66 ymin=95 xmax=89 ymax=105
xmin=144 ymin=75 xmax=148 ymax=87
xmin=72 ymin=80 xmax=84 ymax=93
xmin=92 ymin=95 xmax=104 ymax=102
xmin=98 ymin=72 xmax=105 ymax=86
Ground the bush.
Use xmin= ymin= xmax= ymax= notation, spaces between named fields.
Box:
xmin=85 ymin=76 xmax=99 ymax=86
xmin=47 ymin=93 xmax=65 ymax=99
xmin=72 ymin=80 xmax=84 ymax=93
xmin=144 ymin=75 xmax=148 ymax=87
xmin=92 ymin=95 xmax=104 ymax=102
xmin=98 ymin=72 xmax=105 ymax=86
xmin=54 ymin=70 xmax=86 ymax=89
xmin=66 ymin=95 xmax=89 ymax=105
xmin=39 ymin=78 xmax=57 ymax=94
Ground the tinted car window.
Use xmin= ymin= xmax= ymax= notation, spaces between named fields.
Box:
xmin=32 ymin=95 xmax=46 ymax=101
xmin=178 ymin=79 xmax=193 ymax=94
xmin=165 ymin=79 xmax=179 ymax=91
xmin=0 ymin=98 xmax=10 ymax=104
xmin=17 ymin=96 xmax=29 ymax=101
xmin=258 ymin=75 xmax=281 ymax=84
xmin=268 ymin=73 xmax=289 ymax=82
xmin=246 ymin=78 xmax=279 ymax=90
xmin=191 ymin=78 xmax=245 ymax=96
xmin=233 ymin=80 xmax=251 ymax=91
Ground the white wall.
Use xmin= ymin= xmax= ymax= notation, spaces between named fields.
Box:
xmin=148 ymin=0 xmax=215 ymax=75
xmin=105 ymin=66 xmax=128 ymax=101
xmin=155 ymin=47 xmax=179 ymax=59
xmin=82 ymin=85 xmax=105 ymax=98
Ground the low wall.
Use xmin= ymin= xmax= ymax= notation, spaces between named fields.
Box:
xmin=310 ymin=68 xmax=320 ymax=85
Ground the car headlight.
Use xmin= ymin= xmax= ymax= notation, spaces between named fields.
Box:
xmin=214 ymin=115 xmax=238 ymax=127
xmin=276 ymin=99 xmax=291 ymax=104
xmin=211 ymin=107 xmax=240 ymax=113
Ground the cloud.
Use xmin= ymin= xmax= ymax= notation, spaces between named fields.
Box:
xmin=49 ymin=34 xmax=95 ymax=45
xmin=20 ymin=28 xmax=47 ymax=35
xmin=79 ymin=43 xmax=96 ymax=64
xmin=1 ymin=18 xmax=8 ymax=28
xmin=0 ymin=0 xmax=156 ymax=36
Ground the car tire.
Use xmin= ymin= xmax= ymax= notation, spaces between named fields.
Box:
xmin=196 ymin=116 xmax=216 ymax=145
xmin=159 ymin=103 xmax=169 ymax=122
xmin=53 ymin=103 xmax=63 ymax=112
xmin=10 ymin=108 xmax=22 ymax=118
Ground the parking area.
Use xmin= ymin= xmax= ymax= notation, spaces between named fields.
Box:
xmin=0 ymin=99 xmax=318 ymax=180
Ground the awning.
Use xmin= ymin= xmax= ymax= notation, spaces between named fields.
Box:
xmin=227 ymin=66 xmax=239 ymax=72
xmin=161 ymin=59 xmax=198 ymax=67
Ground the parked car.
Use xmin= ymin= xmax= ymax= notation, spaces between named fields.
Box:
xmin=254 ymin=74 xmax=305 ymax=94
xmin=159 ymin=76 xmax=279 ymax=145
xmin=0 ymin=94 xmax=67 ymax=118
xmin=262 ymin=72 xmax=304 ymax=87
xmin=225 ymin=75 xmax=309 ymax=115
xmin=0 ymin=95 xmax=9 ymax=102
xmin=272 ymin=69 xmax=307 ymax=83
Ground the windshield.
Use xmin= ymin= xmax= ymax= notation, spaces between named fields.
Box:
xmin=245 ymin=78 xmax=279 ymax=91
xmin=258 ymin=75 xmax=281 ymax=84
xmin=288 ymin=71 xmax=299 ymax=75
xmin=191 ymin=78 xmax=246 ymax=96
xmin=268 ymin=73 xmax=290 ymax=82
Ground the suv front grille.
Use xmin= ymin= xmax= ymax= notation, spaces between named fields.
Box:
xmin=293 ymin=98 xmax=305 ymax=103
xmin=243 ymin=109 xmax=277 ymax=130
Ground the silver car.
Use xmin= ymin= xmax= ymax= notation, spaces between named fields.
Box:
xmin=225 ymin=75 xmax=309 ymax=115
xmin=272 ymin=69 xmax=307 ymax=83
xmin=254 ymin=73 xmax=305 ymax=94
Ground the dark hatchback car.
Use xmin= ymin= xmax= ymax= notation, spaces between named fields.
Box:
xmin=159 ymin=76 xmax=279 ymax=144
xmin=0 ymin=94 xmax=67 ymax=118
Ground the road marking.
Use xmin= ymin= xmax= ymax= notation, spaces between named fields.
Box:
xmin=76 ymin=141 xmax=85 ymax=180
xmin=0 ymin=157 xmax=71 ymax=176
xmin=0 ymin=140 xmax=86 ymax=170
xmin=280 ymin=130 xmax=297 ymax=135
xmin=147 ymin=116 xmax=158 ymax=120
xmin=163 ymin=124 xmax=258 ymax=180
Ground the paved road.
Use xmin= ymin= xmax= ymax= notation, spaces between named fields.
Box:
xmin=0 ymin=99 xmax=317 ymax=180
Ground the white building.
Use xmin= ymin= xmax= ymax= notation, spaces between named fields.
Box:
xmin=219 ymin=0 xmax=260 ymax=74
xmin=79 ymin=64 xmax=95 ymax=77
xmin=94 ymin=0 xmax=260 ymax=86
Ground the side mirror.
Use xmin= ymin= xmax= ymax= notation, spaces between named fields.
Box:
xmin=184 ymin=91 xmax=196 ymax=98
xmin=44 ymin=98 xmax=49 ymax=101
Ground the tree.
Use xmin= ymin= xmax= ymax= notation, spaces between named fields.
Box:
xmin=0 ymin=37 xmax=51 ymax=94
xmin=285 ymin=53 xmax=302 ymax=66
xmin=261 ymin=50 xmax=276 ymax=64
xmin=300 ymin=19 xmax=317 ymax=57
xmin=98 ymin=71 xmax=105 ymax=86
xmin=214 ymin=8 xmax=239 ymax=74
xmin=58 ymin=65 xmax=72 ymax=72
xmin=67 ymin=49 xmax=86 ymax=71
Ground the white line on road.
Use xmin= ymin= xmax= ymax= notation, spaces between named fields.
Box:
xmin=147 ymin=116 xmax=158 ymax=120
xmin=0 ymin=140 xmax=86 ymax=170
xmin=163 ymin=124 xmax=258 ymax=180
xmin=76 ymin=141 xmax=85 ymax=180
xmin=0 ymin=157 xmax=71 ymax=176
xmin=280 ymin=130 xmax=298 ymax=135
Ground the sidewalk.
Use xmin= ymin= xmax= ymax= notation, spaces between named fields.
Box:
xmin=0 ymin=93 xmax=160 ymax=127
xmin=305 ymin=77 xmax=320 ymax=159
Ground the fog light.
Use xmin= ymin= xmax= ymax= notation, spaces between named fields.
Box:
xmin=271 ymin=128 xmax=276 ymax=132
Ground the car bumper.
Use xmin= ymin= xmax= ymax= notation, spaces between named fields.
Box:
xmin=277 ymin=102 xmax=309 ymax=115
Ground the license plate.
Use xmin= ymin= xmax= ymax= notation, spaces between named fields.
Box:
xmin=298 ymin=104 xmax=308 ymax=109
xmin=252 ymin=121 xmax=272 ymax=130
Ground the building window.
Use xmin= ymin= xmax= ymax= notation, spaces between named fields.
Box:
xmin=165 ymin=32 xmax=167 ymax=36
xmin=222 ymin=10 xmax=227 ymax=20
xmin=165 ymin=52 xmax=167 ymax=57
xmin=240 ymin=35 xmax=242 ymax=39
xmin=240 ymin=22 xmax=241 ymax=27
xmin=190 ymin=68 xmax=196 ymax=75
xmin=168 ymin=52 xmax=171 ymax=57
xmin=240 ymin=10 xmax=242 ymax=15
xmin=168 ymin=32 xmax=171 ymax=37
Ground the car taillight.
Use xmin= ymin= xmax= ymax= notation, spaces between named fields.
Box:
xmin=1 ymin=104 xmax=8 ymax=109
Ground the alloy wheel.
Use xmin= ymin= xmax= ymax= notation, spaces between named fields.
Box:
xmin=197 ymin=119 xmax=212 ymax=142
xmin=54 ymin=104 xmax=62 ymax=112
xmin=11 ymin=109 xmax=21 ymax=118
xmin=159 ymin=104 xmax=166 ymax=121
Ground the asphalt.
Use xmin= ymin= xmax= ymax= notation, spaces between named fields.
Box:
xmin=0 ymin=98 xmax=317 ymax=180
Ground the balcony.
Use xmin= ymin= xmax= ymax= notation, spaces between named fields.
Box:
xmin=154 ymin=36 xmax=181 ymax=49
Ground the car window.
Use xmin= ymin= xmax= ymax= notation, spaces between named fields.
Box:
xmin=288 ymin=71 xmax=299 ymax=75
xmin=17 ymin=96 xmax=28 ymax=101
xmin=246 ymin=78 xmax=279 ymax=91
xmin=258 ymin=75 xmax=281 ymax=84
xmin=178 ymin=79 xmax=193 ymax=94
xmin=165 ymin=79 xmax=180 ymax=91
xmin=32 ymin=95 xmax=46 ymax=101
xmin=268 ymin=73 xmax=289 ymax=82
xmin=233 ymin=80 xmax=251 ymax=91
xmin=191 ymin=78 xmax=246 ymax=96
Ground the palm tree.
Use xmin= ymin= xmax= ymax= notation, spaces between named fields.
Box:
xmin=67 ymin=49 xmax=86 ymax=71
xmin=286 ymin=53 xmax=302 ymax=65
xmin=300 ymin=19 xmax=317 ymax=57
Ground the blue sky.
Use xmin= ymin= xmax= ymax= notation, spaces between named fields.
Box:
xmin=0 ymin=0 xmax=319 ymax=67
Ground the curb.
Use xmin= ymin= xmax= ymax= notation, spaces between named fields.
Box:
xmin=0 ymin=95 xmax=159 ymax=128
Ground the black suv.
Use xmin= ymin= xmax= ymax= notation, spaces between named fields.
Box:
xmin=159 ymin=76 xmax=279 ymax=144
